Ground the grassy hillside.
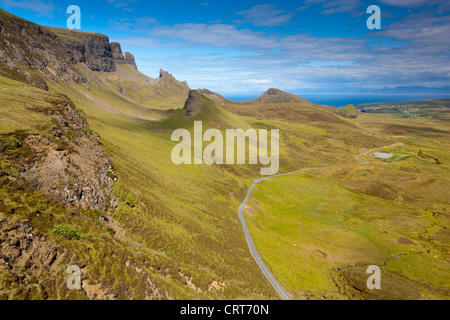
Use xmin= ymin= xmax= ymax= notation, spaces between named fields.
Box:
xmin=163 ymin=90 xmax=251 ymax=130
xmin=1 ymin=61 xmax=414 ymax=298
xmin=244 ymin=114 xmax=450 ymax=299
xmin=40 ymin=64 xmax=401 ymax=299
xmin=0 ymin=76 xmax=168 ymax=299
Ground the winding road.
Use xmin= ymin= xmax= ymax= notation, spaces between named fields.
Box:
xmin=238 ymin=143 xmax=404 ymax=300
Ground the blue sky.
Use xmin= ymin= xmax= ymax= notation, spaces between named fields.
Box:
xmin=1 ymin=0 xmax=450 ymax=95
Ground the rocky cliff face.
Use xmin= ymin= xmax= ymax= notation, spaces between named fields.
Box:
xmin=0 ymin=9 xmax=138 ymax=89
xmin=110 ymin=42 xmax=137 ymax=69
xmin=184 ymin=90 xmax=204 ymax=117
xmin=124 ymin=52 xmax=137 ymax=69
xmin=23 ymin=100 xmax=117 ymax=211
xmin=57 ymin=32 xmax=116 ymax=73
xmin=51 ymin=29 xmax=138 ymax=72
xmin=0 ymin=94 xmax=117 ymax=212
xmin=110 ymin=42 xmax=124 ymax=61
xmin=183 ymin=90 xmax=221 ymax=118
xmin=0 ymin=10 xmax=85 ymax=90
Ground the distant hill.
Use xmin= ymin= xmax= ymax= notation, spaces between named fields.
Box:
xmin=196 ymin=88 xmax=310 ymax=105
xmin=245 ymin=88 xmax=310 ymax=104
xmin=339 ymin=104 xmax=360 ymax=115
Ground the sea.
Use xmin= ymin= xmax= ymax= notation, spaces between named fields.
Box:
xmin=223 ymin=94 xmax=450 ymax=108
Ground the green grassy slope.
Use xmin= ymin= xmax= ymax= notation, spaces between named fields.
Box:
xmin=244 ymin=114 xmax=450 ymax=299
xmin=0 ymin=76 xmax=171 ymax=299
xmin=43 ymin=63 xmax=398 ymax=299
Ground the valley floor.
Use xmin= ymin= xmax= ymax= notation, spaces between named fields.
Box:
xmin=244 ymin=115 xmax=449 ymax=299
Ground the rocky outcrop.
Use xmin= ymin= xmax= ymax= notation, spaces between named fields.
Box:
xmin=184 ymin=90 xmax=204 ymax=117
xmin=0 ymin=94 xmax=117 ymax=211
xmin=111 ymin=42 xmax=137 ymax=69
xmin=0 ymin=220 xmax=83 ymax=300
xmin=59 ymin=32 xmax=116 ymax=72
xmin=110 ymin=42 xmax=124 ymax=61
xmin=179 ymin=90 xmax=249 ymax=129
xmin=0 ymin=9 xmax=139 ymax=89
xmin=159 ymin=69 xmax=181 ymax=80
xmin=56 ymin=33 xmax=138 ymax=71
xmin=19 ymin=101 xmax=117 ymax=211
xmin=183 ymin=90 xmax=220 ymax=118
xmin=159 ymin=69 xmax=171 ymax=79
xmin=124 ymin=52 xmax=137 ymax=69
xmin=0 ymin=9 xmax=86 ymax=89
xmin=159 ymin=69 xmax=189 ymax=92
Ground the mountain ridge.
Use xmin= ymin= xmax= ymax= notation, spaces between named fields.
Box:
xmin=0 ymin=9 xmax=137 ymax=90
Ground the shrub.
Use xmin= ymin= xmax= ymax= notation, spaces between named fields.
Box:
xmin=125 ymin=196 xmax=136 ymax=208
xmin=44 ymin=210 xmax=54 ymax=217
xmin=36 ymin=204 xmax=48 ymax=212
xmin=5 ymin=168 xmax=19 ymax=177
xmin=106 ymin=227 xmax=116 ymax=236
xmin=88 ymin=129 xmax=101 ymax=139
xmin=2 ymin=137 xmax=21 ymax=152
xmin=91 ymin=209 xmax=105 ymax=219
xmin=50 ymin=225 xmax=83 ymax=240
xmin=106 ymin=170 xmax=115 ymax=180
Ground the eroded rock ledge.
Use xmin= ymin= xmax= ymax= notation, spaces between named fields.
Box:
xmin=2 ymin=96 xmax=117 ymax=212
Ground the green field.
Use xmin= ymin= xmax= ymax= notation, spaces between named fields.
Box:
xmin=244 ymin=114 xmax=450 ymax=299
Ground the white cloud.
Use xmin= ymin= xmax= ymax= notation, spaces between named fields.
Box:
xmin=236 ymin=4 xmax=293 ymax=27
xmin=107 ymin=0 xmax=138 ymax=12
xmin=246 ymin=79 xmax=271 ymax=84
xmin=122 ymin=14 xmax=450 ymax=91
xmin=109 ymin=16 xmax=158 ymax=32
xmin=151 ymin=23 xmax=278 ymax=48
xmin=380 ymin=0 xmax=430 ymax=7
xmin=299 ymin=0 xmax=364 ymax=15
xmin=0 ymin=0 xmax=55 ymax=17
xmin=321 ymin=0 xmax=364 ymax=15
xmin=111 ymin=4 xmax=450 ymax=92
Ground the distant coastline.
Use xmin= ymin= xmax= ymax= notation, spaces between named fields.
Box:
xmin=223 ymin=93 xmax=450 ymax=107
